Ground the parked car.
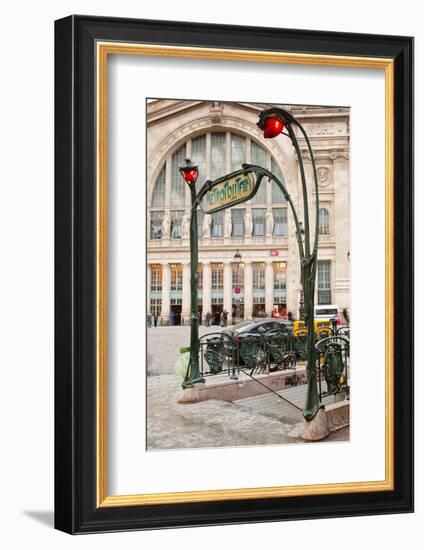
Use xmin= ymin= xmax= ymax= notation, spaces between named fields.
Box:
xmin=223 ymin=318 xmax=294 ymax=341
xmin=222 ymin=318 xmax=294 ymax=369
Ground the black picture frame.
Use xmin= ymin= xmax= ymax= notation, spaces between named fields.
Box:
xmin=55 ymin=15 xmax=414 ymax=534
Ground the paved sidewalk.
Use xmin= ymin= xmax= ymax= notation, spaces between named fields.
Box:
xmin=147 ymin=325 xmax=226 ymax=376
xmin=146 ymin=326 xmax=350 ymax=450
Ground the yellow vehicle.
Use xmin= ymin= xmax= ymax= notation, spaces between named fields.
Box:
xmin=293 ymin=320 xmax=307 ymax=336
xmin=293 ymin=319 xmax=332 ymax=338
xmin=314 ymin=319 xmax=332 ymax=339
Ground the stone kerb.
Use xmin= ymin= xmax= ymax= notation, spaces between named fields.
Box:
xmin=178 ymin=366 xmax=307 ymax=404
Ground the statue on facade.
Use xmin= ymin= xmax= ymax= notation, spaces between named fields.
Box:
xmin=203 ymin=214 xmax=212 ymax=238
xmin=266 ymin=210 xmax=274 ymax=236
xmin=224 ymin=209 xmax=232 ymax=237
xmin=181 ymin=211 xmax=190 ymax=239
xmin=244 ymin=209 xmax=253 ymax=237
xmin=161 ymin=213 xmax=171 ymax=239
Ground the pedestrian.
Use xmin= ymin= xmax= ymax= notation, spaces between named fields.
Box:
xmin=223 ymin=309 xmax=228 ymax=327
xmin=287 ymin=311 xmax=293 ymax=322
xmin=147 ymin=313 xmax=152 ymax=327
xmin=342 ymin=307 xmax=350 ymax=326
xmin=205 ymin=311 xmax=211 ymax=327
xmin=220 ymin=311 xmax=225 ymax=327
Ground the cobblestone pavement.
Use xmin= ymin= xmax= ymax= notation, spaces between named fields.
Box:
xmin=147 ymin=325 xmax=349 ymax=450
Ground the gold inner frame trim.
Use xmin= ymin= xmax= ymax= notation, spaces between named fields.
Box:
xmin=96 ymin=42 xmax=395 ymax=508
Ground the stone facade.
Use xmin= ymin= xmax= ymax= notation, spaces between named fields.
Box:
xmin=147 ymin=100 xmax=350 ymax=325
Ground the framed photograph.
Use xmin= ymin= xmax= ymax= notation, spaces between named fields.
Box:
xmin=54 ymin=15 xmax=413 ymax=534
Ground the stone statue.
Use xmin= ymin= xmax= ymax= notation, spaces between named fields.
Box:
xmin=181 ymin=212 xmax=190 ymax=239
xmin=224 ymin=210 xmax=232 ymax=237
xmin=161 ymin=213 xmax=171 ymax=239
xmin=266 ymin=210 xmax=274 ymax=236
xmin=244 ymin=210 xmax=253 ymax=237
xmin=203 ymin=214 xmax=212 ymax=238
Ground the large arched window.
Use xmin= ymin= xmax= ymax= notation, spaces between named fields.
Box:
xmin=149 ymin=131 xmax=288 ymax=240
xmin=318 ymin=208 xmax=330 ymax=235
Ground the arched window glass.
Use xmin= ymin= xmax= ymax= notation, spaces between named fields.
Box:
xmin=251 ymin=141 xmax=267 ymax=204
xmin=211 ymin=133 xmax=226 ymax=180
xmin=271 ymin=158 xmax=286 ymax=204
xmin=211 ymin=211 xmax=224 ymax=238
xmin=171 ymin=144 xmax=186 ymax=206
xmin=191 ymin=135 xmax=206 ymax=189
xmin=318 ymin=208 xmax=330 ymax=235
xmin=151 ymin=165 xmax=166 ymax=207
xmin=231 ymin=134 xmax=246 ymax=171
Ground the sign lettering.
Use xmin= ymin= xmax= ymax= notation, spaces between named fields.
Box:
xmin=201 ymin=171 xmax=256 ymax=213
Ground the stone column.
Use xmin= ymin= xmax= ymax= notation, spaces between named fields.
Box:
xmin=265 ymin=261 xmax=274 ymax=316
xmin=333 ymin=154 xmax=350 ymax=311
xmin=147 ymin=264 xmax=151 ymax=315
xmin=225 ymin=131 xmax=231 ymax=173
xmin=244 ymin=261 xmax=253 ymax=319
xmin=164 ymin=154 xmax=172 ymax=205
xmin=202 ymin=262 xmax=212 ymax=323
xmin=223 ymin=261 xmax=233 ymax=324
xmin=161 ymin=262 xmax=171 ymax=324
xmin=205 ymin=134 xmax=211 ymax=179
xmin=181 ymin=262 xmax=191 ymax=325
xmin=286 ymin=170 xmax=301 ymax=318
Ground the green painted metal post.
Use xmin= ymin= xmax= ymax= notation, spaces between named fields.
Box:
xmin=251 ymin=104 xmax=323 ymax=421
xmin=182 ymin=184 xmax=204 ymax=388
xmin=287 ymin=123 xmax=320 ymax=421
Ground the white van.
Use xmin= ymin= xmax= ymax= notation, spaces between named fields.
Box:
xmin=314 ymin=304 xmax=340 ymax=321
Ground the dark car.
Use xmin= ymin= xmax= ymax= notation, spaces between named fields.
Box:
xmin=222 ymin=318 xmax=294 ymax=370
xmin=223 ymin=318 xmax=293 ymax=340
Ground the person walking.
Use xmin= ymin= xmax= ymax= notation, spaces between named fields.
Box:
xmin=223 ymin=310 xmax=228 ymax=327
xmin=205 ymin=311 xmax=211 ymax=327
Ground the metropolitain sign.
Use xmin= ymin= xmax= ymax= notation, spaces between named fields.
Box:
xmin=199 ymin=169 xmax=257 ymax=214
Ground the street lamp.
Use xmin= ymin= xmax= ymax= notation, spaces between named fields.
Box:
xmin=233 ymin=249 xmax=242 ymax=323
xmin=256 ymin=106 xmax=320 ymax=422
xmin=179 ymin=158 xmax=204 ymax=388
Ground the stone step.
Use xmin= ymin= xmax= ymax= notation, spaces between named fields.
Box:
xmin=233 ymin=381 xmax=340 ymax=424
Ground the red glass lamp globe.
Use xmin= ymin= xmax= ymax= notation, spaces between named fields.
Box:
xmin=181 ymin=168 xmax=198 ymax=185
xmin=263 ymin=116 xmax=284 ymax=138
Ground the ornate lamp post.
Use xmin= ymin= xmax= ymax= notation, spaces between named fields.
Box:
xmin=256 ymin=106 xmax=320 ymax=422
xmin=179 ymin=159 xmax=204 ymax=388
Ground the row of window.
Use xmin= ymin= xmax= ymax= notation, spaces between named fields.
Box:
xmin=150 ymin=262 xmax=287 ymax=292
xmin=150 ymin=260 xmax=332 ymax=304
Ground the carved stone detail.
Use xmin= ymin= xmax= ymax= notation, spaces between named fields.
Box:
xmin=302 ymin=122 xmax=347 ymax=136
xmin=210 ymin=101 xmax=223 ymax=123
xmin=317 ymin=166 xmax=331 ymax=187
